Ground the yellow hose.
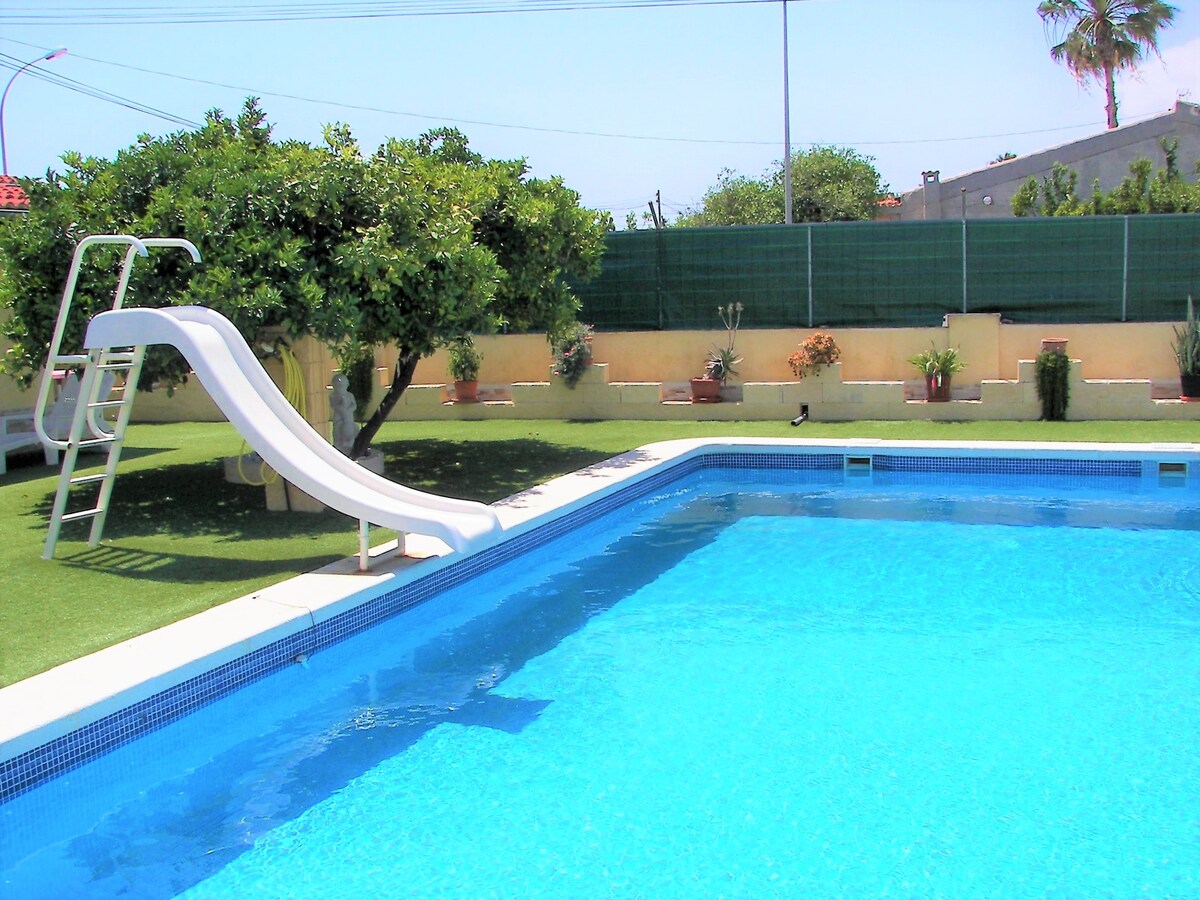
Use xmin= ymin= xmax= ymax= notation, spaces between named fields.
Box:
xmin=236 ymin=342 xmax=306 ymax=486
xmin=278 ymin=343 xmax=307 ymax=419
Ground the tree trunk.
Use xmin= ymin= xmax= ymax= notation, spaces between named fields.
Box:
xmin=1104 ymin=62 xmax=1119 ymax=129
xmin=350 ymin=352 xmax=420 ymax=460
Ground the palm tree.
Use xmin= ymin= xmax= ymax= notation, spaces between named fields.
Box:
xmin=1038 ymin=0 xmax=1178 ymax=129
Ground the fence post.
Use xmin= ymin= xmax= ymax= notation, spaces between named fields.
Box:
xmin=806 ymin=224 xmax=814 ymax=328
xmin=654 ymin=226 xmax=665 ymax=329
xmin=1121 ymin=215 xmax=1130 ymax=322
xmin=961 ymin=219 xmax=968 ymax=314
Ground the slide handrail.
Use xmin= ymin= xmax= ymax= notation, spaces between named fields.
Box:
xmin=34 ymin=236 xmax=149 ymax=448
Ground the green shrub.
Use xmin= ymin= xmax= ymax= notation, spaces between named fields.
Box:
xmin=551 ymin=322 xmax=593 ymax=389
xmin=1035 ymin=350 xmax=1071 ymax=420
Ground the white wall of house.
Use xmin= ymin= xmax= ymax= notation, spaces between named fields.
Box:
xmin=884 ymin=101 xmax=1200 ymax=221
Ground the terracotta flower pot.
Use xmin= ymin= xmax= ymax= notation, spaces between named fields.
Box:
xmin=453 ymin=380 xmax=479 ymax=403
xmin=689 ymin=377 xmax=722 ymax=403
xmin=1040 ymin=338 xmax=1068 ymax=355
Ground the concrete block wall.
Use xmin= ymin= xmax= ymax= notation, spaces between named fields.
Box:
xmin=373 ymin=357 xmax=1200 ymax=423
xmin=6 ymin=313 xmax=1194 ymax=426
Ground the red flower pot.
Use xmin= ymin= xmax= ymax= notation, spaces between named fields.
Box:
xmin=689 ymin=377 xmax=722 ymax=403
xmin=924 ymin=374 xmax=952 ymax=402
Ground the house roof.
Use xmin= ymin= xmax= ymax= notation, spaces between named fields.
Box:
xmin=0 ymin=176 xmax=29 ymax=215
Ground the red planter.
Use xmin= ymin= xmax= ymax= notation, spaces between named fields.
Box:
xmin=924 ymin=374 xmax=952 ymax=402
xmin=689 ymin=377 xmax=722 ymax=403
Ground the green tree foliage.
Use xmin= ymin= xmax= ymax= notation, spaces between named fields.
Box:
xmin=1012 ymin=138 xmax=1200 ymax=216
xmin=1038 ymin=0 xmax=1178 ymax=130
xmin=676 ymin=146 xmax=888 ymax=226
xmin=0 ymin=101 xmax=609 ymax=457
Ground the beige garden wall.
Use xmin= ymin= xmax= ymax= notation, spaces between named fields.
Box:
xmin=406 ymin=315 xmax=1183 ymax=386
xmin=1 ymin=314 xmax=1192 ymax=424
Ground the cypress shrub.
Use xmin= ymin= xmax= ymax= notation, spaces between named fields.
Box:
xmin=1035 ymin=350 xmax=1070 ymax=420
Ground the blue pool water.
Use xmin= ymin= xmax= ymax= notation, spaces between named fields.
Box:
xmin=3 ymin=466 xmax=1200 ymax=897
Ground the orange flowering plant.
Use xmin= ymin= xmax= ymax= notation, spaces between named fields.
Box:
xmin=787 ymin=332 xmax=841 ymax=378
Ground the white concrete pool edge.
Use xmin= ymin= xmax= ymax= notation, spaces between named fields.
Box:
xmin=3 ymin=436 xmax=1198 ymax=766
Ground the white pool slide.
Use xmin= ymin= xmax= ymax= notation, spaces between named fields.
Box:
xmin=84 ymin=305 xmax=502 ymax=553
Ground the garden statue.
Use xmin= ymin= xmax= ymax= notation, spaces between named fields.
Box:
xmin=330 ymin=373 xmax=359 ymax=456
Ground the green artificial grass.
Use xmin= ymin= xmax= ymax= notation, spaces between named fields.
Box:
xmin=1 ymin=417 xmax=1197 ymax=686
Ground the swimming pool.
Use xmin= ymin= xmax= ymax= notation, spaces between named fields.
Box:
xmin=2 ymin=441 xmax=1199 ymax=896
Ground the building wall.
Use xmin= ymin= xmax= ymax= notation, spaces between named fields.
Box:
xmin=886 ymin=102 xmax=1200 ymax=221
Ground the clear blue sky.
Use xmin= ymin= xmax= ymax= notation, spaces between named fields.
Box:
xmin=2 ymin=0 xmax=1198 ymax=224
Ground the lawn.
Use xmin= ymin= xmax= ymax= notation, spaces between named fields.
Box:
xmin=1 ymin=417 xmax=1197 ymax=687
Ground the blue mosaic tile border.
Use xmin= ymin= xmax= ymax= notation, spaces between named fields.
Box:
xmin=872 ymin=454 xmax=1141 ymax=477
xmin=0 ymin=630 xmax=311 ymax=803
xmin=0 ymin=448 xmax=1143 ymax=803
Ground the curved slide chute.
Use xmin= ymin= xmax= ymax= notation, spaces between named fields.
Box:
xmin=84 ymin=306 xmax=502 ymax=554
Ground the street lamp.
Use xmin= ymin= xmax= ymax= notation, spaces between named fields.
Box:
xmin=1 ymin=47 xmax=67 ymax=176
xmin=782 ymin=1 xmax=792 ymax=224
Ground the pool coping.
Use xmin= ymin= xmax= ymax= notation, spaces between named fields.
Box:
xmin=3 ymin=436 xmax=1198 ymax=798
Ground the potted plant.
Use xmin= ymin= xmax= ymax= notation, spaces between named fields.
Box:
xmin=787 ymin=332 xmax=841 ymax=378
xmin=550 ymin=322 xmax=593 ymax=389
xmin=1172 ymin=295 xmax=1200 ymax=401
xmin=691 ymin=303 xmax=743 ymax=403
xmin=448 ymin=335 xmax=482 ymax=403
xmin=908 ymin=345 xmax=965 ymax=402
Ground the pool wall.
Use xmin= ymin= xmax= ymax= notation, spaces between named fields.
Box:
xmin=2 ymin=438 xmax=1197 ymax=803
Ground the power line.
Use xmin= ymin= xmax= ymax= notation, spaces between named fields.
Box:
xmin=0 ymin=0 xmax=788 ymax=26
xmin=0 ymin=39 xmax=1111 ymax=150
xmin=0 ymin=54 xmax=200 ymax=129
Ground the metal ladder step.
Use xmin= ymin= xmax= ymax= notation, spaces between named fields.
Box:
xmin=69 ymin=473 xmax=108 ymax=486
xmin=60 ymin=507 xmax=104 ymax=524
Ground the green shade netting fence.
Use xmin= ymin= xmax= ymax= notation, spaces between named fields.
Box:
xmin=573 ymin=214 xmax=1200 ymax=329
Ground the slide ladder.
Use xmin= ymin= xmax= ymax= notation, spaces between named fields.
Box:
xmin=39 ymin=236 xmax=201 ymax=559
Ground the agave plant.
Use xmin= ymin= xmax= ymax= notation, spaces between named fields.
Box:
xmin=907 ymin=345 xmax=965 ymax=380
xmin=704 ymin=345 xmax=742 ymax=384
xmin=701 ymin=303 xmax=744 ymax=384
xmin=1172 ymin=296 xmax=1200 ymax=377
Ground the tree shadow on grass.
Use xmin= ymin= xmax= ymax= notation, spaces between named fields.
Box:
xmin=51 ymin=544 xmax=344 ymax=584
xmin=28 ymin=436 xmax=619 ymax=579
xmin=375 ymin=436 xmax=613 ymax=504
xmin=31 ymin=460 xmax=358 ymax=542
xmin=0 ymin=445 xmax=167 ymax=488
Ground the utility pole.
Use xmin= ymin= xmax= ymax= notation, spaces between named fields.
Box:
xmin=782 ymin=0 xmax=793 ymax=224
xmin=646 ymin=190 xmax=664 ymax=229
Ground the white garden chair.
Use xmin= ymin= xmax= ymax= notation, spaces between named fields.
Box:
xmin=0 ymin=372 xmax=113 ymax=475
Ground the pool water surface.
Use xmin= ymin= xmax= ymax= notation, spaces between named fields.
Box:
xmin=2 ymin=467 xmax=1198 ymax=897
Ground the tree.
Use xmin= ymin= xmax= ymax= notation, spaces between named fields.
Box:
xmin=676 ymin=146 xmax=888 ymax=226
xmin=1012 ymin=138 xmax=1200 ymax=215
xmin=1038 ymin=0 xmax=1178 ymax=130
xmin=0 ymin=101 xmax=609 ymax=459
